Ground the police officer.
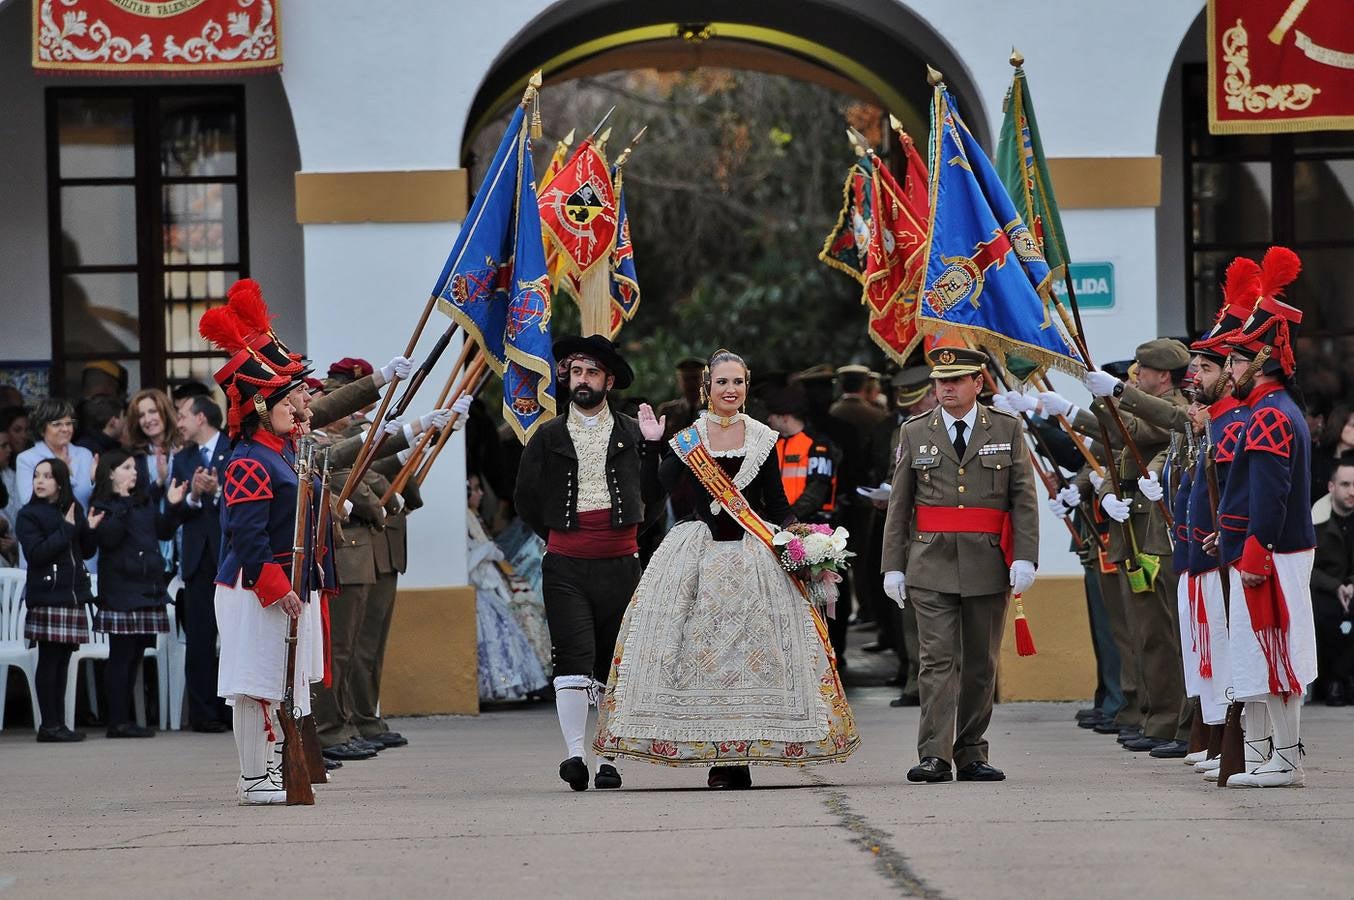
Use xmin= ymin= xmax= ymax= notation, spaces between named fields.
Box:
xmin=765 ymin=386 xmax=837 ymax=524
xmin=881 ymin=347 xmax=1039 ymax=783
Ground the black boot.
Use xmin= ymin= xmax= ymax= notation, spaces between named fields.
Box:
xmin=559 ymin=756 xmax=589 ymax=791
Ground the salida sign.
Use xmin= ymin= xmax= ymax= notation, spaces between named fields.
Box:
xmin=1051 ymin=261 xmax=1115 ymax=310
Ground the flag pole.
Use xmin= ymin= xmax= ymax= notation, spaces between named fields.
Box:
xmin=412 ymin=358 xmax=493 ymax=489
xmin=612 ymin=125 xmax=648 ymax=170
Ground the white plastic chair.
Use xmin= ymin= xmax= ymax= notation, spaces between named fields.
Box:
xmin=160 ymin=577 xmax=187 ymax=730
xmin=0 ymin=568 xmax=40 ymax=732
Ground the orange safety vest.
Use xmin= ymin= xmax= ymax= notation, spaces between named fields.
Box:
xmin=776 ymin=432 xmax=836 ymax=513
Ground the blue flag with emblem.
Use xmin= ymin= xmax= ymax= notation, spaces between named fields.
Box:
xmin=918 ymin=84 xmax=1085 ymax=377
xmin=607 ymin=166 xmax=640 ymax=338
xmin=432 ymin=103 xmax=556 ymax=443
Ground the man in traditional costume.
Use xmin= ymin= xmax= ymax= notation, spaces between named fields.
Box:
xmin=514 ymin=335 xmax=665 ymax=791
xmin=593 ymin=349 xmax=859 ymax=789
xmin=1212 ymin=248 xmax=1317 ymax=788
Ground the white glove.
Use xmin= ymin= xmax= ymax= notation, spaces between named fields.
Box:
xmin=1002 ymin=391 xmax=1039 ymax=415
xmin=378 ymin=356 xmax=414 ymax=387
xmin=341 ymin=499 xmax=354 ymax=519
xmin=1010 ymin=559 xmax=1036 ymax=595
xmin=991 ymin=394 xmax=1015 ymax=416
xmin=383 ymin=419 xmax=403 ymax=437
xmin=419 ymin=408 xmax=453 ymax=432
xmin=1100 ymin=493 xmax=1131 ymax=523
xmin=1057 ymin=484 xmax=1082 ymax=509
xmin=1048 ymin=497 xmax=1072 ymax=519
xmin=1037 ymin=391 xmax=1076 ymax=419
xmin=883 ymin=571 xmax=906 ymax=608
xmin=450 ymin=395 xmax=472 ymax=433
xmin=1084 ymin=369 xmax=1121 ymax=398
xmin=1088 ymin=469 xmax=1105 ymax=492
xmin=1137 ymin=472 xmax=1164 ymax=502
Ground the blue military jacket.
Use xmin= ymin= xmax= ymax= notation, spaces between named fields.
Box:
xmin=1186 ymin=397 xmax=1248 ymax=575
xmin=215 ymin=430 xmax=296 ymax=605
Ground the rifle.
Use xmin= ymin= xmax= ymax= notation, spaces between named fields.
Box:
xmin=299 ymin=447 xmax=332 ymax=785
xmin=280 ymin=440 xmax=316 ymax=805
xmin=1203 ymin=422 xmax=1245 ymax=786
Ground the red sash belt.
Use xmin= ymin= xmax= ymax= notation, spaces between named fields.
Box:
xmin=915 ymin=506 xmax=1013 ymax=567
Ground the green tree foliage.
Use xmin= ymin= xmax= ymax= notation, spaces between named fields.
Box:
xmin=467 ymin=68 xmax=893 ymax=408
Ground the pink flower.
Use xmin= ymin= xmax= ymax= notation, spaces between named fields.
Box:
xmin=787 ymin=539 xmax=807 ymax=564
xmin=810 ymin=523 xmax=833 ymax=535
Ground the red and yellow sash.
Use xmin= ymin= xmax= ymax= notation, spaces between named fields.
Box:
xmin=671 ymin=425 xmax=776 ymax=547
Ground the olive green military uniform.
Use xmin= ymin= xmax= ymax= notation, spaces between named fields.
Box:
xmin=882 ymin=388 xmax=1039 ymax=767
xmin=1071 ymin=340 xmax=1192 ymax=741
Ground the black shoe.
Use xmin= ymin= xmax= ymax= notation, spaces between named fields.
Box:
xmin=1125 ymin=736 xmax=1170 ymax=752
xmin=1326 ymin=680 xmax=1347 ymax=707
xmin=907 ymin=757 xmax=953 ymax=783
xmin=1075 ymin=706 xmax=1099 ymax=720
xmin=1077 ymin=711 xmax=1109 ymax=729
xmin=731 ymin=765 xmax=753 ymax=789
xmin=366 ymin=732 xmax=408 ymax=748
xmin=36 ymin=725 xmax=84 ymax=743
xmin=860 ymin=642 xmax=887 ymax=653
xmin=1116 ymin=727 xmax=1144 ymax=744
xmin=708 ymin=766 xmax=744 ymax=789
xmin=560 ymin=756 xmax=589 ymax=791
xmin=890 ymin=695 xmax=920 ymax=708
xmin=106 ymin=723 xmax=155 ymax=738
xmin=323 ymin=758 xmax=343 ymax=771
xmin=322 ymin=742 xmax=376 ymax=761
xmin=594 ymin=763 xmax=622 ymax=789
xmin=349 ymin=736 xmax=383 ymax=753
xmin=956 ymin=761 xmax=1006 ymax=782
xmin=191 ymin=720 xmax=231 ymax=733
xmin=1093 ymin=720 xmax=1123 ymax=735
xmin=1148 ymin=739 xmax=1190 ymax=759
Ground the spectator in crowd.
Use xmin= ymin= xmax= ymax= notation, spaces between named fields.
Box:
xmin=0 ymin=384 xmax=23 ymax=410
xmin=171 ymin=394 xmax=232 ymax=731
xmin=80 ymin=360 xmax=127 ymax=402
xmin=1312 ymin=459 xmax=1354 ymax=706
xmin=2 ymin=405 xmax=31 ymax=457
xmin=16 ymin=398 xmax=95 ymax=511
xmin=1313 ymin=404 xmax=1354 ymax=503
xmin=124 ymin=389 xmax=181 ymax=502
xmin=89 ymin=449 xmax=185 ymax=737
xmin=0 ymin=428 xmax=17 ymax=565
xmin=171 ymin=381 xmax=213 ymax=407
xmin=74 ymin=395 xmax=125 ymax=456
xmin=15 ymin=457 xmax=101 ymax=742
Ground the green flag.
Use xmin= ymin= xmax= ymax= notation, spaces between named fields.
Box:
xmin=997 ymin=63 xmax=1069 ymax=281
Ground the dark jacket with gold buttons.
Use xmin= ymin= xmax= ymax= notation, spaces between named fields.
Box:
xmin=514 ymin=407 xmax=663 ymax=540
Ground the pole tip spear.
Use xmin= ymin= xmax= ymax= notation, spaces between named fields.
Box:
xmin=587 ymin=106 xmax=617 ymax=142
xmin=521 ymin=70 xmax=543 ymax=105
xmin=926 ymin=64 xmax=945 ymax=87
xmin=1010 ymin=47 xmax=1025 ymax=68
xmin=845 ymin=126 xmax=872 ymax=157
xmin=613 ymin=124 xmax=648 ymax=169
xmin=888 ymin=114 xmax=903 ymax=133
xmin=562 ymin=127 xmax=576 ymax=145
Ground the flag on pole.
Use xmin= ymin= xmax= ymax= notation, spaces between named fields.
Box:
xmin=818 ymin=160 xmax=873 ymax=283
xmin=997 ymin=59 xmax=1070 ymax=283
xmin=539 ymin=129 xmax=576 ymax=292
xmin=432 ymin=100 xmax=556 ymax=443
xmin=862 ymin=132 xmax=929 ymax=365
xmin=539 ymin=136 xmax=618 ymax=335
xmin=606 ymin=166 xmax=640 ymax=339
xmin=918 ymin=80 xmax=1085 ymax=377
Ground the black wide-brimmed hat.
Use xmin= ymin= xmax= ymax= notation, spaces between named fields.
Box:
xmin=554 ymin=334 xmax=634 ymax=390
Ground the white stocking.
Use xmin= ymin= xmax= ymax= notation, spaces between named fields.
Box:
xmin=1256 ymin=694 xmax=1302 ymax=774
xmin=231 ymin=696 xmax=271 ymax=779
xmin=1242 ymin=700 xmax=1272 ymax=771
xmin=554 ymin=676 xmax=590 ymax=760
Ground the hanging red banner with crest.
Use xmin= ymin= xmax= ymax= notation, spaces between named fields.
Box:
xmin=1208 ymin=0 xmax=1354 ymax=134
xmin=33 ymin=0 xmax=282 ymax=75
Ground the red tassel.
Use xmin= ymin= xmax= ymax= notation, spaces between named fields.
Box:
xmin=1012 ymin=594 xmax=1037 ymax=657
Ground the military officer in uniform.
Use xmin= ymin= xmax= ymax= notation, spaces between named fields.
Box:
xmin=881 ymin=347 xmax=1039 ymax=783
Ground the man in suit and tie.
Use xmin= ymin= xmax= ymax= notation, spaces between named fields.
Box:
xmin=173 ymin=394 xmax=232 ymax=732
xmin=881 ymin=347 xmax=1040 ymax=783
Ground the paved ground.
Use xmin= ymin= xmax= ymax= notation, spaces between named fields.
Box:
xmin=2 ymin=685 xmax=1353 ymax=899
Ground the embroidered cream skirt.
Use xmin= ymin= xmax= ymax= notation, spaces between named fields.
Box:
xmin=594 ymin=521 xmax=859 ymax=767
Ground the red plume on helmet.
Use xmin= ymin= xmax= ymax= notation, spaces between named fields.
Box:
xmin=200 ymin=305 xmax=293 ymax=438
xmin=198 ymin=306 xmax=247 ymax=354
xmin=1218 ymin=246 xmax=1304 ymax=377
xmin=1192 ymin=256 xmax=1262 ymax=356
xmin=222 ymin=278 xmax=309 ymax=378
xmin=1258 ymin=246 xmax=1301 ymax=302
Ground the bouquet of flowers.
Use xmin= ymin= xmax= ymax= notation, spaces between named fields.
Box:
xmin=772 ymin=523 xmax=853 ymax=617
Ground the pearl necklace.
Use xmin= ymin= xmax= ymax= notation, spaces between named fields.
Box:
xmin=705 ymin=410 xmax=741 ymax=429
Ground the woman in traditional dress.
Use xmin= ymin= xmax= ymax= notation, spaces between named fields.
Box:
xmin=594 ymin=349 xmax=859 ymax=789
xmin=467 ymin=472 xmax=550 ymax=700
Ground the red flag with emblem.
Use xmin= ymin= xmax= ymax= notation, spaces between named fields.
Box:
xmin=863 ymin=133 xmax=930 ymax=365
xmin=538 ymin=139 xmax=618 ymax=280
